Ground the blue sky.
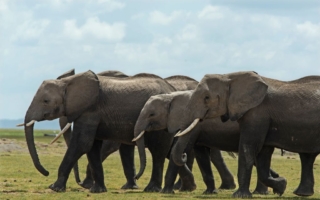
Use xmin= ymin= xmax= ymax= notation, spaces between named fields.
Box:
xmin=1 ymin=0 xmax=320 ymax=119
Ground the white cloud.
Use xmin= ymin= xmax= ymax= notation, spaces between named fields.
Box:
xmin=149 ymin=10 xmax=182 ymax=25
xmin=97 ymin=0 xmax=125 ymax=11
xmin=131 ymin=13 xmax=145 ymax=20
xmin=297 ymin=21 xmax=320 ymax=38
xmin=12 ymin=17 xmax=50 ymax=41
xmin=0 ymin=0 xmax=8 ymax=12
xmin=176 ymin=24 xmax=199 ymax=41
xmin=198 ymin=5 xmax=225 ymax=20
xmin=63 ymin=17 xmax=126 ymax=41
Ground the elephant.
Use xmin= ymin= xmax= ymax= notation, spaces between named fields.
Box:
xmin=133 ymin=90 xmax=280 ymax=194
xmin=22 ymin=70 xmax=197 ymax=193
xmin=57 ymin=69 xmax=139 ymax=190
xmin=178 ymin=71 xmax=320 ymax=198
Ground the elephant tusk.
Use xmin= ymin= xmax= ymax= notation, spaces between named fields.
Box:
xmin=174 ymin=130 xmax=181 ymax=137
xmin=50 ymin=123 xmax=72 ymax=144
xmin=26 ymin=120 xmax=36 ymax=127
xmin=174 ymin=118 xmax=200 ymax=137
xmin=132 ymin=131 xmax=145 ymax=142
xmin=16 ymin=123 xmax=25 ymax=127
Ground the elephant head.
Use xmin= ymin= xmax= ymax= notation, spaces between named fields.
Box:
xmin=24 ymin=70 xmax=99 ymax=176
xmin=132 ymin=91 xmax=194 ymax=179
xmin=180 ymin=71 xmax=268 ymax=134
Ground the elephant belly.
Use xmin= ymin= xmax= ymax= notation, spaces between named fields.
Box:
xmin=265 ymin=126 xmax=320 ymax=153
xmin=196 ymin=132 xmax=240 ymax=152
xmin=96 ymin=122 xmax=135 ymax=145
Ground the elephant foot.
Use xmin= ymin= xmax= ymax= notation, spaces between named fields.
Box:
xmin=252 ymin=182 xmax=269 ymax=195
xmin=121 ymin=181 xmax=139 ymax=190
xmin=293 ymin=185 xmax=314 ymax=197
xmin=272 ymin=177 xmax=287 ymax=196
xmin=90 ymin=184 xmax=107 ymax=193
xmin=232 ymin=189 xmax=252 ymax=198
xmin=253 ymin=188 xmax=269 ymax=195
xmin=144 ymin=181 xmax=162 ymax=192
xmin=173 ymin=179 xmax=182 ymax=190
xmin=202 ymin=188 xmax=218 ymax=194
xmin=79 ymin=178 xmax=94 ymax=189
xmin=160 ymin=186 xmax=175 ymax=194
xmin=179 ymin=182 xmax=197 ymax=192
xmin=49 ymin=183 xmax=66 ymax=192
xmin=179 ymin=176 xmax=197 ymax=192
xmin=219 ymin=180 xmax=236 ymax=190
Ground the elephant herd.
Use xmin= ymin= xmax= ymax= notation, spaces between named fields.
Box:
xmin=18 ymin=69 xmax=320 ymax=198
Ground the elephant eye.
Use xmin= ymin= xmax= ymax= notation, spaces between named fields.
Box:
xmin=204 ymin=96 xmax=210 ymax=103
xmin=149 ymin=113 xmax=155 ymax=117
xmin=44 ymin=99 xmax=50 ymax=104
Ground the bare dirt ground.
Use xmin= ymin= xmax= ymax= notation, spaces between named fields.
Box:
xmin=0 ymin=138 xmax=27 ymax=153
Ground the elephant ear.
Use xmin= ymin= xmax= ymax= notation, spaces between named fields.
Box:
xmin=227 ymin=71 xmax=268 ymax=121
xmin=64 ymin=70 xmax=100 ymax=122
xmin=57 ymin=69 xmax=75 ymax=79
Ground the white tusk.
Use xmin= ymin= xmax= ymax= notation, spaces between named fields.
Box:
xmin=50 ymin=123 xmax=72 ymax=144
xmin=174 ymin=130 xmax=181 ymax=137
xmin=26 ymin=120 xmax=36 ymax=126
xmin=16 ymin=123 xmax=25 ymax=127
xmin=132 ymin=131 xmax=145 ymax=142
xmin=174 ymin=118 xmax=200 ymax=137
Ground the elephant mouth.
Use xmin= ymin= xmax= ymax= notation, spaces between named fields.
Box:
xmin=202 ymin=109 xmax=210 ymax=120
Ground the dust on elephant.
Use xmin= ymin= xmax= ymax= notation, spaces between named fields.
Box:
xmin=181 ymin=71 xmax=320 ymax=197
xmin=133 ymin=90 xmax=280 ymax=194
xmin=22 ymin=70 xmax=196 ymax=193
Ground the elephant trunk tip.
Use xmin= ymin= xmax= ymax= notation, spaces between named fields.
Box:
xmin=173 ymin=152 xmax=187 ymax=166
xmin=35 ymin=165 xmax=49 ymax=176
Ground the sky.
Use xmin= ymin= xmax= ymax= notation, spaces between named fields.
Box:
xmin=1 ymin=0 xmax=320 ymax=120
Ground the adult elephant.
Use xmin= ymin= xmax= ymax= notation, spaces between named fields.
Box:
xmin=22 ymin=70 xmax=196 ymax=193
xmin=56 ymin=69 xmax=138 ymax=190
xmin=178 ymin=71 xmax=320 ymax=198
xmin=133 ymin=90 xmax=281 ymax=194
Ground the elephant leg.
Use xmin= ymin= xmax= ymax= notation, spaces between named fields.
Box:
xmin=173 ymin=147 xmax=195 ymax=190
xmin=144 ymin=149 xmax=166 ymax=192
xmin=161 ymin=155 xmax=180 ymax=194
xmin=144 ymin=131 xmax=172 ymax=192
xmin=178 ymin=149 xmax=196 ymax=192
xmin=80 ymin=140 xmax=121 ymax=189
xmin=210 ymin=147 xmax=236 ymax=190
xmin=86 ymin=139 xmax=107 ymax=193
xmin=119 ymin=143 xmax=139 ymax=189
xmin=60 ymin=117 xmax=81 ymax=184
xmin=233 ymin=119 xmax=271 ymax=198
xmin=293 ymin=153 xmax=318 ymax=196
xmin=194 ymin=145 xmax=217 ymax=194
xmin=162 ymin=147 xmax=196 ymax=193
xmin=252 ymin=166 xmax=279 ymax=194
xmin=49 ymin=117 xmax=102 ymax=193
xmin=256 ymin=146 xmax=287 ymax=196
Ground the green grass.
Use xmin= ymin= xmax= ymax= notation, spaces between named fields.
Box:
xmin=1 ymin=128 xmax=320 ymax=199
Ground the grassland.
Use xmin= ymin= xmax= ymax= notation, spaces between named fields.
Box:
xmin=1 ymin=128 xmax=320 ymax=199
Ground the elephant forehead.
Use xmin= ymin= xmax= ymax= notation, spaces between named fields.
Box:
xmin=37 ymin=80 xmax=64 ymax=97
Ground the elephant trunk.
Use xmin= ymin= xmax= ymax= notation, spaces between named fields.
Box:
xmin=24 ymin=114 xmax=49 ymax=176
xmin=133 ymin=122 xmax=146 ymax=180
xmin=172 ymin=132 xmax=192 ymax=166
